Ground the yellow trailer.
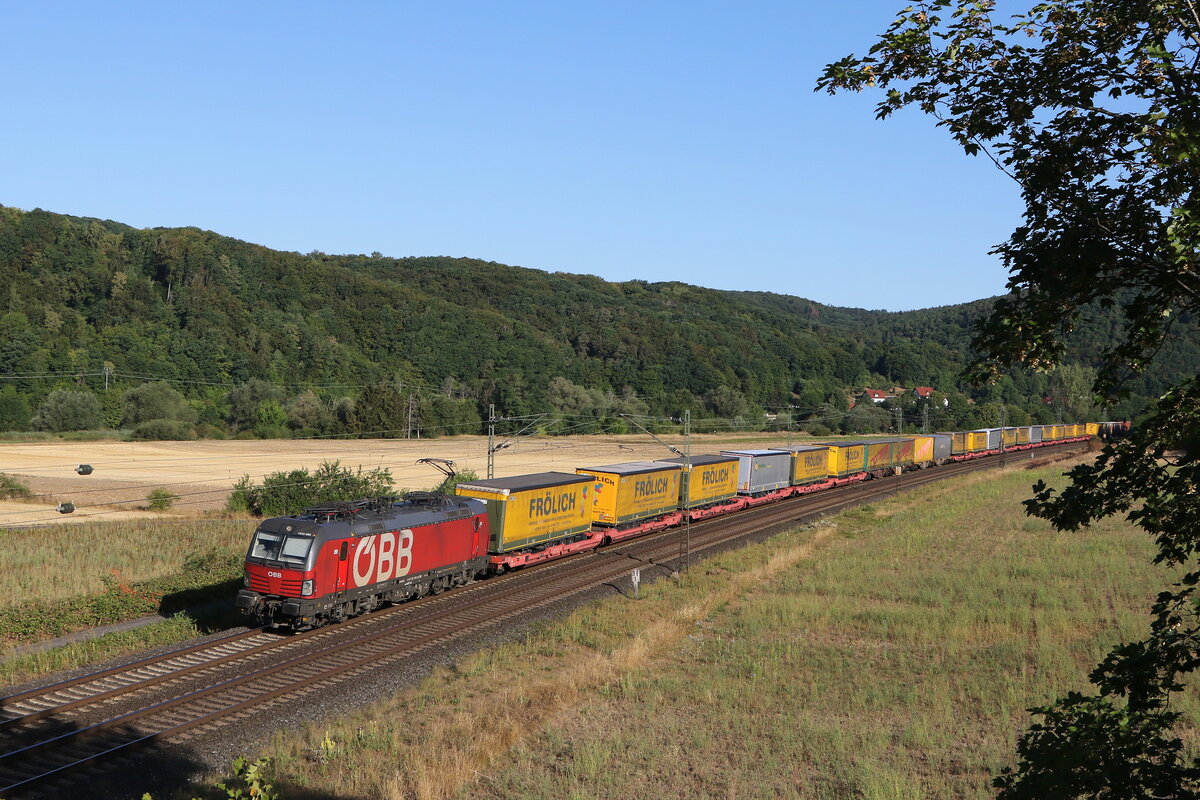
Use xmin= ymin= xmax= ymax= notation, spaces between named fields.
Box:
xmin=967 ymin=431 xmax=989 ymax=451
xmin=1002 ymin=428 xmax=1019 ymax=447
xmin=1086 ymin=422 xmax=1099 ymax=436
xmin=655 ymin=455 xmax=738 ymax=508
xmin=576 ymin=461 xmax=682 ymax=526
xmin=814 ymin=442 xmax=867 ymax=477
xmin=774 ymin=445 xmax=831 ymax=485
xmin=456 ymin=472 xmax=593 ymax=553
xmin=1015 ymin=427 xmax=1031 ymax=445
xmin=910 ymin=435 xmax=935 ymax=466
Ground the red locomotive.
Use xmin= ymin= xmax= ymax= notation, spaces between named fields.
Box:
xmin=235 ymin=493 xmax=489 ymax=629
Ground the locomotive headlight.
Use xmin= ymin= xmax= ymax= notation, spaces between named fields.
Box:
xmin=301 ymin=579 xmax=314 ymax=596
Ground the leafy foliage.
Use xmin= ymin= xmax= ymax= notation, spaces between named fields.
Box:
xmin=30 ymin=389 xmax=102 ymax=432
xmin=227 ymin=460 xmax=395 ymax=517
xmin=146 ymin=489 xmax=179 ymax=511
xmin=820 ymin=0 xmax=1200 ymax=795
xmin=0 ymin=473 xmax=30 ymax=499
xmin=0 ymin=205 xmax=1194 ymax=440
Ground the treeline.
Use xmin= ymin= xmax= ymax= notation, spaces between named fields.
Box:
xmin=0 ymin=205 xmax=1190 ymax=439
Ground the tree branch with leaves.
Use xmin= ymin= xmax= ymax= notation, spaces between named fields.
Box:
xmin=819 ymin=1 xmax=1200 ymax=795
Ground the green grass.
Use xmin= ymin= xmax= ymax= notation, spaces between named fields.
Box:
xmin=0 ymin=614 xmax=208 ymax=686
xmin=475 ymin=466 xmax=1186 ymax=800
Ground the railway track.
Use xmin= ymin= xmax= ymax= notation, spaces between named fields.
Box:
xmin=0 ymin=441 xmax=1085 ymax=797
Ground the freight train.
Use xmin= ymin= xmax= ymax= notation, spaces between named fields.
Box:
xmin=236 ymin=422 xmax=1115 ymax=629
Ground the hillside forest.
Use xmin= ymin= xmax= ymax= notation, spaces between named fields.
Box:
xmin=0 ymin=206 xmax=1193 ymax=440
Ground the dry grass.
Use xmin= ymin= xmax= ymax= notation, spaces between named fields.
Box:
xmin=0 ymin=519 xmax=250 ymax=608
xmin=241 ymin=457 xmax=1189 ymax=800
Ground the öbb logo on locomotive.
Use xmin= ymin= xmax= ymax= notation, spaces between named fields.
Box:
xmin=236 ymin=424 xmax=1113 ymax=630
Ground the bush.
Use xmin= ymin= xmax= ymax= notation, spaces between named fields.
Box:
xmin=803 ymin=422 xmax=834 ymax=437
xmin=132 ymin=419 xmax=197 ymax=441
xmin=194 ymin=423 xmax=227 ymax=439
xmin=254 ymin=423 xmax=290 ymax=440
xmin=0 ymin=473 xmax=30 ymax=499
xmin=227 ymin=461 xmax=395 ymax=517
xmin=146 ymin=489 xmax=179 ymax=511
xmin=432 ymin=469 xmax=478 ymax=495
xmin=30 ymin=389 xmax=102 ymax=432
xmin=121 ymin=382 xmax=197 ymax=427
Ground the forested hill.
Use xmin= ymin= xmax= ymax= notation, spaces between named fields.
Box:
xmin=0 ymin=205 xmax=1192 ymax=437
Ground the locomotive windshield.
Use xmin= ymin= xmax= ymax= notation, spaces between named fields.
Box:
xmin=249 ymin=530 xmax=313 ymax=568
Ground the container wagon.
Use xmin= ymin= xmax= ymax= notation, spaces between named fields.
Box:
xmin=455 ymin=472 xmax=594 ymax=571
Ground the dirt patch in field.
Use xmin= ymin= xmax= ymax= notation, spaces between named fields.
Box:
xmin=0 ymin=432 xmax=796 ymax=523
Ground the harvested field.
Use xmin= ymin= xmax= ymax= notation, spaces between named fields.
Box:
xmin=0 ymin=433 xmax=794 ymax=524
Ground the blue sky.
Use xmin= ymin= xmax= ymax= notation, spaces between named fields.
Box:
xmin=1 ymin=1 xmax=1023 ymax=311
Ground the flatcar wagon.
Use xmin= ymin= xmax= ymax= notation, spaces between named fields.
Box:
xmin=455 ymin=472 xmax=593 ymax=571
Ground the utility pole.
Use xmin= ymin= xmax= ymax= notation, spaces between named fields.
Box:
xmin=999 ymin=403 xmax=1007 ymax=465
xmin=922 ymin=405 xmax=929 ymax=434
xmin=683 ymin=409 xmax=691 ymax=575
xmin=405 ymin=394 xmax=416 ymax=439
xmin=487 ymin=404 xmax=496 ymax=479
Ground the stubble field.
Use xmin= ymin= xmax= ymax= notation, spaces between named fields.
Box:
xmin=0 ymin=432 xmax=791 ymax=525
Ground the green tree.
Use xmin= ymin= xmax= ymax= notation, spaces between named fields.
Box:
xmin=30 ymin=389 xmax=102 ymax=432
xmin=121 ymin=381 xmax=197 ymax=426
xmin=254 ymin=398 xmax=289 ymax=439
xmin=0 ymin=387 xmax=31 ymax=431
xmin=820 ymin=1 xmax=1200 ymax=795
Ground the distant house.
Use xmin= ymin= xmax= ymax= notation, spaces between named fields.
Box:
xmin=861 ymin=388 xmax=890 ymax=404
xmin=913 ymin=386 xmax=934 ymax=399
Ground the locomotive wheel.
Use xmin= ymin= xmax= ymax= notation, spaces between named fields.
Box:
xmin=430 ymin=577 xmax=444 ymax=595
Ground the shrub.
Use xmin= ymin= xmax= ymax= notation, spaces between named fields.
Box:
xmin=121 ymin=382 xmax=197 ymax=427
xmin=194 ymin=423 xmax=227 ymax=439
xmin=30 ymin=389 xmax=102 ymax=432
xmin=146 ymin=489 xmax=179 ymax=511
xmin=432 ymin=469 xmax=478 ymax=495
xmin=227 ymin=461 xmax=395 ymax=517
xmin=132 ymin=419 xmax=197 ymax=441
xmin=0 ymin=473 xmax=30 ymax=499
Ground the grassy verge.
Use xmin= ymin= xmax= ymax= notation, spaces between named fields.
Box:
xmin=0 ymin=546 xmax=245 ymax=649
xmin=0 ymin=615 xmax=213 ymax=687
xmin=236 ymin=459 xmax=1191 ymax=800
xmin=0 ymin=519 xmax=250 ymax=608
